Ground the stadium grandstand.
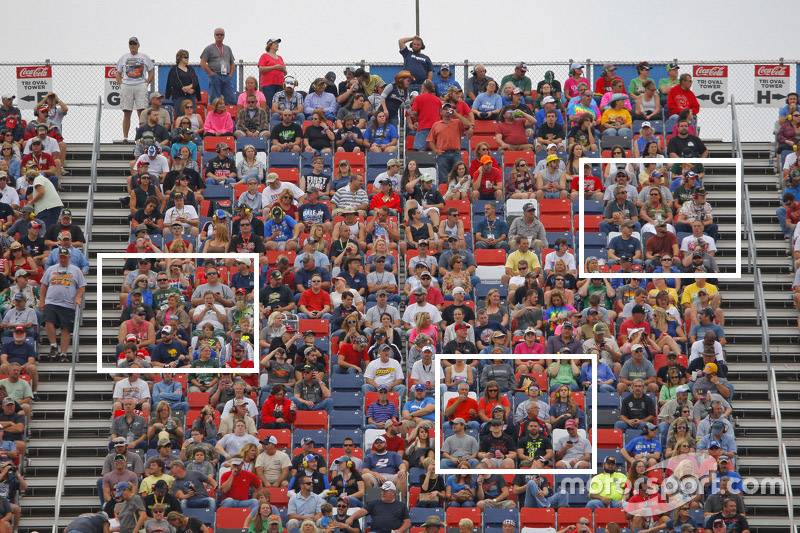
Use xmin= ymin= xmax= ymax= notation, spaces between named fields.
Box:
xmin=0 ymin=26 xmax=796 ymax=533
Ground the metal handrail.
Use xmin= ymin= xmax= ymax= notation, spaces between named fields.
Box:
xmin=732 ymin=96 xmax=796 ymax=531
xmin=50 ymin=95 xmax=101 ymax=532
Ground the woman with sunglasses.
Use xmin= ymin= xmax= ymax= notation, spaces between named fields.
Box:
xmin=328 ymin=457 xmax=365 ymax=507
xmin=665 ymin=418 xmax=696 ymax=458
xmin=173 ymin=99 xmax=204 ymax=137
xmin=477 ymin=379 xmax=510 ymax=424
xmin=507 ymin=158 xmax=537 ymax=199
xmin=0 ymin=143 xmax=19 ymax=180
xmin=165 ymin=49 xmax=201 ymax=115
xmin=544 ymin=265 xmax=576 ymax=307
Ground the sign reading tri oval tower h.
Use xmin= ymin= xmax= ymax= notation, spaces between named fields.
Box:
xmin=754 ymin=64 xmax=791 ymax=107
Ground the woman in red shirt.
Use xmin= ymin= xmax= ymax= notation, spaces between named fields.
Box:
xmin=476 ymin=380 xmax=511 ymax=423
xmin=258 ymin=39 xmax=287 ymax=107
xmin=260 ymin=385 xmax=294 ymax=428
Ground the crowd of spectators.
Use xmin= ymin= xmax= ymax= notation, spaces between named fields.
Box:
xmin=58 ymin=30 xmax=757 ymax=533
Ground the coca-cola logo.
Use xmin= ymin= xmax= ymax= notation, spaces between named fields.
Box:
xmin=16 ymin=65 xmax=52 ymax=78
xmin=693 ymin=65 xmax=727 ymax=77
xmin=755 ymin=64 xmax=790 ymax=77
xmin=106 ymin=66 xmax=119 ymax=78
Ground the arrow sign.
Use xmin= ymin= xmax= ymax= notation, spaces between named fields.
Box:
xmin=772 ymin=93 xmax=787 ymax=100
xmin=19 ymin=95 xmax=35 ymax=102
xmin=15 ymin=65 xmax=52 ymax=110
xmin=692 ymin=65 xmax=728 ymax=108
xmin=696 ymin=94 xmax=710 ymax=101
xmin=754 ymin=64 xmax=792 ymax=108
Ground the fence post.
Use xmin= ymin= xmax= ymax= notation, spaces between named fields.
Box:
xmin=463 ymin=59 xmax=469 ymax=91
xmin=586 ymin=58 xmax=592 ymax=95
xmin=238 ymin=60 xmax=244 ymax=92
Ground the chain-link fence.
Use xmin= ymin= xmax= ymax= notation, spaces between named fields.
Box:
xmin=0 ymin=59 xmax=794 ymax=144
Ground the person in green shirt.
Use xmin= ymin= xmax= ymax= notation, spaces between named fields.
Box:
xmin=628 ymin=61 xmax=654 ymax=97
xmin=658 ymin=63 xmax=681 ymax=97
xmin=547 ymin=358 xmax=580 ymax=392
xmin=500 ymin=63 xmax=533 ymax=99
xmin=190 ymin=345 xmax=219 ymax=393
xmin=586 ymin=456 xmax=627 ymax=509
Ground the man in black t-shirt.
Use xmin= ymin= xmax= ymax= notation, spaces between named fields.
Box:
xmin=614 ymin=380 xmax=657 ymax=432
xmin=143 ymin=479 xmax=181 ymax=517
xmin=442 ymin=322 xmax=477 ymax=354
xmin=478 ymin=420 xmax=517 ymax=468
xmin=228 ymin=217 xmax=266 ymax=255
xmin=271 ymin=110 xmax=303 ymax=153
xmin=204 ymin=142 xmax=237 ymax=185
xmin=516 ymin=420 xmax=553 ymax=468
xmin=348 ymin=481 xmax=410 ymax=533
xmin=44 ymin=208 xmax=85 ymax=248
xmin=261 ymin=270 xmax=295 ymax=314
xmin=705 ymin=498 xmax=751 ymax=532
xmin=297 ymin=188 xmax=333 ymax=234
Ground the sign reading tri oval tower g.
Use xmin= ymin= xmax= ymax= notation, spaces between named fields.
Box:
xmin=754 ymin=64 xmax=792 ymax=107
xmin=692 ymin=65 xmax=728 ymax=108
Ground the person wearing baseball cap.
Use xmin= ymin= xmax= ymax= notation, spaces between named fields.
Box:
xmin=586 ymin=455 xmax=627 ymax=510
xmin=41 ymin=239 xmax=87 ymax=362
xmin=115 ymin=35 xmax=155 ymax=142
xmin=346 ymin=475 xmax=408 ymax=531
xmin=500 ymin=62 xmax=532 ymax=99
xmin=564 ymin=62 xmax=589 ymax=99
xmin=621 ymin=422 xmax=662 ymax=467
xmin=403 ymin=383 xmax=435 ymax=425
xmin=44 ymin=207 xmax=85 ymax=248
xmin=554 ymin=418 xmax=590 ymax=469
xmin=659 ymin=63 xmax=681 ymax=94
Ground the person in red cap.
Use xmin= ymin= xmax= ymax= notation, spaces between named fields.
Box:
xmin=553 ymin=418 xmax=590 ymax=468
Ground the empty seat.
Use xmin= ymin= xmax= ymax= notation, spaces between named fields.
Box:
xmin=294 ymin=410 xmax=328 ymax=429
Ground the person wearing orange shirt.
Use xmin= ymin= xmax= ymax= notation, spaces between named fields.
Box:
xmin=444 ymin=381 xmax=480 ymax=430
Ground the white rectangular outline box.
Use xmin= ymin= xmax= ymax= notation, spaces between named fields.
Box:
xmin=577 ymin=157 xmax=742 ymax=279
xmin=434 ymin=353 xmax=597 ymax=475
xmin=96 ymin=252 xmax=260 ymax=374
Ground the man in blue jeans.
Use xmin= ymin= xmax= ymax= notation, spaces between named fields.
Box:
xmin=200 ymin=28 xmax=237 ymax=105
xmin=219 ymin=457 xmax=261 ymax=514
xmin=292 ymin=365 xmax=333 ymax=412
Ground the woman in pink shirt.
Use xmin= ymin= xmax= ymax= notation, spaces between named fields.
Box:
xmin=513 ymin=328 xmax=545 ymax=355
xmin=599 ymin=78 xmax=632 ymax=111
xmin=204 ymin=97 xmax=234 ymax=135
xmin=258 ymin=38 xmax=287 ymax=107
xmin=409 ymin=312 xmax=439 ymax=346
xmin=563 ymin=63 xmax=590 ymax=99
xmin=236 ymin=76 xmax=266 ymax=108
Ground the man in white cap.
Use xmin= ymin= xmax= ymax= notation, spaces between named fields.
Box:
xmin=220 ymin=456 xmax=262 ymax=514
xmin=255 ymin=435 xmax=291 ymax=487
xmin=347 ymin=479 xmax=410 ymax=533
xmin=361 ymin=435 xmax=407 ymax=492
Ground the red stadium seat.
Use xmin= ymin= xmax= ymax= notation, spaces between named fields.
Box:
xmin=594 ymin=507 xmax=627 ymax=528
xmin=540 ymin=214 xmax=571 ymax=232
xmin=503 ymin=150 xmax=535 ymax=166
xmin=557 ymin=508 xmax=592 ymax=528
xmin=409 ymin=486 xmax=421 ymax=507
xmin=258 ymin=429 xmax=291 ymax=449
xmin=539 ymin=198 xmax=571 ymax=215
xmin=203 ymin=135 xmax=235 ymax=152
xmin=270 ymin=167 xmax=300 ymax=184
xmin=444 ymin=199 xmax=470 ymax=215
xmin=474 ymin=248 xmax=507 ymax=266
xmin=470 ymin=135 xmax=499 ymax=151
xmin=581 ymin=214 xmax=603 ymax=232
xmin=264 ymin=250 xmax=297 ymax=266
xmin=187 ymin=392 xmax=210 ymax=408
xmin=294 ymin=410 xmax=328 ymax=429
xmin=215 ymin=508 xmax=250 ymax=529
xmin=267 ymin=486 xmax=289 ymax=507
xmin=298 ymin=318 xmax=329 ymax=336
xmin=597 ymin=429 xmax=624 ymax=449
xmin=335 ymin=151 xmax=365 ymax=169
xmin=571 ymin=391 xmax=586 ymax=410
xmin=328 ymin=447 xmax=364 ymax=466
xmin=446 ymin=507 xmax=481 ymax=527
xmin=520 ymin=508 xmax=555 ymax=528
xmin=473 ymin=121 xmax=498 ymax=135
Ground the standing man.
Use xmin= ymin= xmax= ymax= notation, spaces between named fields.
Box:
xmin=40 ymin=247 xmax=86 ymax=362
xmin=116 ymin=37 xmax=155 ymax=143
xmin=200 ymin=28 xmax=237 ymax=105
xmin=398 ymin=36 xmax=433 ymax=91
xmin=428 ymin=104 xmax=471 ymax=184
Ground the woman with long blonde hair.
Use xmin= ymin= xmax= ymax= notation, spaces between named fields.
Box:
xmin=203 ymin=221 xmax=230 ymax=253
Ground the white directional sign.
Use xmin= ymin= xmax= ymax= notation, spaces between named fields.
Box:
xmin=16 ymin=65 xmax=52 ymax=109
xmin=104 ymin=66 xmax=121 ymax=109
xmin=754 ymin=64 xmax=791 ymax=107
xmin=692 ymin=65 xmax=728 ymax=108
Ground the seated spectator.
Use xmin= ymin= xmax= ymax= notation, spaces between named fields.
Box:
xmin=204 ymin=142 xmax=237 ymax=186
xmin=586 ymin=456 xmax=627 ymax=509
xmin=472 ymin=80 xmax=503 ymax=120
xmin=235 ymin=96 xmax=269 ymax=139
xmin=535 ymin=154 xmax=568 ymax=200
xmin=292 ymin=365 xmax=332 ymax=412
xmin=471 ymin=154 xmax=504 ymax=201
xmin=204 ymin=97 xmax=234 ymax=136
xmin=363 ymin=345 xmax=406 ymax=396
xmin=614 ymin=379 xmax=657 ymax=432
xmin=304 ymin=78 xmax=338 ymax=121
xmin=219 ymin=457 xmax=262 ymax=514
xmin=553 ymin=418 xmax=590 ymax=469
xmin=495 ymin=106 xmax=535 ymax=151
xmin=444 ymin=382 xmax=480 ymax=430
xmin=170 ymin=459 xmax=218 ymax=512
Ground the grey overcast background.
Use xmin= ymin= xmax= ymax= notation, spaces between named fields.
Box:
xmin=0 ymin=0 xmax=785 ymax=63
xmin=0 ymin=0 xmax=790 ymax=142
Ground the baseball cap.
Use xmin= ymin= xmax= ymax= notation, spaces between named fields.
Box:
xmin=704 ymin=362 xmax=719 ymax=374
xmin=641 ymin=121 xmax=652 ymax=129
xmin=452 ymin=417 xmax=466 ymax=425
xmin=516 ymin=62 xmax=528 ymax=71
xmin=229 ymin=457 xmax=244 ymax=465
xmin=112 ymin=437 xmax=127 ymax=446
xmin=1 ymin=398 xmax=14 ymax=406
xmin=58 ymin=247 xmax=70 ymax=256
xmin=300 ymin=437 xmax=315 ymax=445
xmin=524 ymin=327 xmax=538 ymax=335
xmin=12 ymin=293 xmax=25 ymax=302
xmin=479 ymin=155 xmax=493 ymax=164
xmin=380 ymin=480 xmax=397 ymax=491
xmin=570 ymin=62 xmax=584 ymax=71
xmin=709 ymin=440 xmax=721 ymax=449
xmin=421 ymin=345 xmax=434 ymax=354
xmin=644 ymin=422 xmax=657 ymax=431
xmin=667 ymin=62 xmax=680 ymax=70
xmin=161 ymin=325 xmax=172 ymax=334
xmin=546 ymin=154 xmax=559 ymax=163
xmin=13 ymin=325 xmax=24 ymax=334
xmin=676 ymin=385 xmax=690 ymax=394
xmin=114 ymin=481 xmax=131 ymax=496
xmin=718 ymin=454 xmax=730 ymax=463
xmin=374 ymin=435 xmax=386 ymax=443
xmin=631 ymin=344 xmax=644 ymax=352
xmin=564 ymin=419 xmax=578 ymax=429
xmin=261 ymin=435 xmax=279 ymax=445
xmin=593 ymin=323 xmax=609 ymax=334
xmin=129 ymin=36 xmax=139 ymax=44
xmin=542 ymin=96 xmax=555 ymax=104
xmin=113 ymin=453 xmax=126 ymax=462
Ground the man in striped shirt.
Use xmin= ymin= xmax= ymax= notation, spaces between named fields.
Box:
xmin=331 ymin=174 xmax=369 ymax=216
xmin=366 ymin=385 xmax=398 ymax=428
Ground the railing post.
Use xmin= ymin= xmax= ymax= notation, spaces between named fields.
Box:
xmin=463 ymin=59 xmax=469 ymax=91
xmin=238 ymin=60 xmax=245 ymax=92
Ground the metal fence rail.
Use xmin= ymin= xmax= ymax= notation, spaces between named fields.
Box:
xmin=732 ymin=96 xmax=797 ymax=532
xmin=50 ymin=95 xmax=100 ymax=533
xmin=0 ymin=58 xmax=795 ymax=143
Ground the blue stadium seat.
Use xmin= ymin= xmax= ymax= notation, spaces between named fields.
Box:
xmin=366 ymin=152 xmax=396 ymax=168
xmin=595 ymin=392 xmax=620 ymax=408
xmin=408 ymin=467 xmax=426 ymax=486
xmin=331 ymin=373 xmax=364 ymax=392
xmin=293 ymin=429 xmax=327 ymax=448
xmin=332 ymin=392 xmax=363 ymax=410
xmin=596 ymin=449 xmax=624 ymax=467
xmin=236 ymin=136 xmax=268 ymax=152
xmin=473 ymin=199 xmax=504 ymax=216
xmin=582 ymin=232 xmax=606 ymax=247
xmin=484 ymin=508 xmax=518 ymax=526
xmin=596 ymin=408 xmax=619 ymax=427
xmin=410 ymin=507 xmax=443 ymax=526
xmin=475 ymin=283 xmax=507 ymax=300
xmin=269 ymin=152 xmax=300 ymax=168
xmin=329 ymin=410 xmax=363 ymax=429
xmin=546 ymin=232 xmax=573 ymax=247
xmin=330 ymin=428 xmax=363 ymax=447
xmin=183 ymin=507 xmax=214 ymax=526
xmin=302 ymin=152 xmax=332 ymax=167
xmin=203 ymin=184 xmax=233 ymax=200
xmin=624 ymin=428 xmax=643 ymax=444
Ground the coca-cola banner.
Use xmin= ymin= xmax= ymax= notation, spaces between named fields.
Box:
xmin=104 ymin=66 xmax=121 ymax=109
xmin=754 ymin=64 xmax=792 ymax=107
xmin=691 ymin=65 xmax=728 ymax=108
xmin=15 ymin=65 xmax=53 ymax=109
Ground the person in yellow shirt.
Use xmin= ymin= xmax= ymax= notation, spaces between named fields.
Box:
xmin=586 ymin=456 xmax=627 ymax=509
xmin=600 ymin=94 xmax=632 ymax=137
xmin=648 ymin=278 xmax=679 ymax=306
xmin=138 ymin=456 xmax=175 ymax=496
xmin=680 ymin=278 xmax=721 ymax=323
xmin=502 ymin=235 xmax=541 ymax=285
